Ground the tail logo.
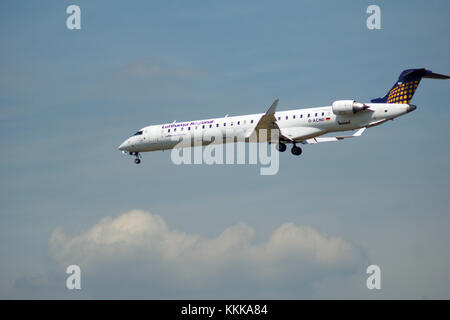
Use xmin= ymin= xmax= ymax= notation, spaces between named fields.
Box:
xmin=371 ymin=68 xmax=449 ymax=104
xmin=386 ymin=80 xmax=419 ymax=104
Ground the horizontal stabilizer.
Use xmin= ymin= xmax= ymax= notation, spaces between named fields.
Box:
xmin=423 ymin=72 xmax=450 ymax=79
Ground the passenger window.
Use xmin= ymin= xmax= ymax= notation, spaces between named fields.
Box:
xmin=168 ymin=129 xmax=170 ymax=132
xmin=209 ymin=124 xmax=212 ymax=128
xmin=286 ymin=116 xmax=288 ymax=120
xmin=300 ymin=115 xmax=303 ymax=118
xmin=293 ymin=115 xmax=296 ymax=119
xmin=251 ymin=120 xmax=254 ymax=124
xmin=202 ymin=125 xmax=205 ymax=129
xmin=216 ymin=123 xmax=219 ymax=127
xmin=224 ymin=123 xmax=226 ymax=126
xmin=278 ymin=117 xmax=281 ymax=120
xmin=308 ymin=114 xmax=310 ymax=117
xmin=237 ymin=121 xmax=240 ymax=125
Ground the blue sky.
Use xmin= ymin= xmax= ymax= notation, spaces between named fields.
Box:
xmin=1 ymin=0 xmax=449 ymax=299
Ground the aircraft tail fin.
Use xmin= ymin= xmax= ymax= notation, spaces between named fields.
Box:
xmin=371 ymin=68 xmax=449 ymax=104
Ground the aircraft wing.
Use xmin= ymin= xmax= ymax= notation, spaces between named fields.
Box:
xmin=245 ymin=99 xmax=365 ymax=144
xmin=254 ymin=99 xmax=279 ymax=130
xmin=245 ymin=99 xmax=328 ymax=142
xmin=365 ymin=119 xmax=388 ymax=128
xmin=300 ymin=127 xmax=366 ymax=144
xmin=280 ymin=127 xmax=325 ymax=142
xmin=245 ymin=99 xmax=283 ymax=142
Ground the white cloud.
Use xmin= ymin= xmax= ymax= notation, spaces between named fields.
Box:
xmin=48 ymin=210 xmax=366 ymax=298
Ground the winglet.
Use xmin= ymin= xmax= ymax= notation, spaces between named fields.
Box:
xmin=352 ymin=127 xmax=366 ymax=137
xmin=266 ymin=99 xmax=279 ymax=115
xmin=335 ymin=127 xmax=366 ymax=140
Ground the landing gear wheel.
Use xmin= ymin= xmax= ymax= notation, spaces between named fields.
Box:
xmin=134 ymin=158 xmax=141 ymax=164
xmin=276 ymin=142 xmax=287 ymax=152
xmin=291 ymin=145 xmax=302 ymax=156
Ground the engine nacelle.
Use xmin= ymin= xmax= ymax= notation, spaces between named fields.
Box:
xmin=332 ymin=100 xmax=368 ymax=115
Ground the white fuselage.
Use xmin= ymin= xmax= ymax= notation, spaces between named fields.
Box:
xmin=118 ymin=103 xmax=414 ymax=153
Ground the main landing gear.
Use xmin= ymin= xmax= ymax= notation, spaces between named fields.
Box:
xmin=276 ymin=142 xmax=287 ymax=152
xmin=291 ymin=144 xmax=302 ymax=156
xmin=276 ymin=142 xmax=302 ymax=156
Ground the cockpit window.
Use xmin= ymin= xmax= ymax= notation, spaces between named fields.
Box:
xmin=133 ymin=131 xmax=143 ymax=136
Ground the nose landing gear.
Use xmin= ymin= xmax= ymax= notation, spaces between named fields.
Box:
xmin=130 ymin=152 xmax=141 ymax=164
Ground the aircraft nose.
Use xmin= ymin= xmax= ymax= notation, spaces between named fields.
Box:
xmin=118 ymin=140 xmax=128 ymax=151
xmin=407 ymin=104 xmax=417 ymax=113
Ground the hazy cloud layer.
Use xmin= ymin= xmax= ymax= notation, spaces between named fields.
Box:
xmin=47 ymin=210 xmax=367 ymax=298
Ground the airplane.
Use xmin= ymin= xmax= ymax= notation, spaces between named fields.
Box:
xmin=118 ymin=68 xmax=449 ymax=164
